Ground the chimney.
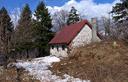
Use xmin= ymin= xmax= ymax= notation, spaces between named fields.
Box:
xmin=91 ymin=18 xmax=98 ymax=31
xmin=91 ymin=18 xmax=100 ymax=42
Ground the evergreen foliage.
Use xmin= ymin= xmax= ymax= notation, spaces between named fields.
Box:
xmin=14 ymin=4 xmax=33 ymax=51
xmin=111 ymin=0 xmax=128 ymax=23
xmin=0 ymin=7 xmax=14 ymax=54
xmin=67 ymin=7 xmax=80 ymax=25
xmin=33 ymin=1 xmax=53 ymax=56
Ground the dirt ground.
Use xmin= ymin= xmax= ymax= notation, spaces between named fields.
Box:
xmin=0 ymin=66 xmax=40 ymax=82
xmin=51 ymin=40 xmax=128 ymax=82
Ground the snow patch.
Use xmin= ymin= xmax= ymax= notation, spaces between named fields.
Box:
xmin=15 ymin=56 xmax=89 ymax=82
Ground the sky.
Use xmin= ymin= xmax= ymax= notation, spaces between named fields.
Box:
xmin=0 ymin=0 xmax=120 ymax=24
xmin=0 ymin=0 xmax=117 ymax=11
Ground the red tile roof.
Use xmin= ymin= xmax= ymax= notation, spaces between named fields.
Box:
xmin=49 ymin=20 xmax=93 ymax=45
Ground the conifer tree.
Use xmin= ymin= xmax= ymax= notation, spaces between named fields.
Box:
xmin=111 ymin=0 xmax=128 ymax=23
xmin=14 ymin=4 xmax=33 ymax=51
xmin=33 ymin=1 xmax=53 ymax=56
xmin=67 ymin=7 xmax=80 ymax=25
xmin=0 ymin=7 xmax=14 ymax=54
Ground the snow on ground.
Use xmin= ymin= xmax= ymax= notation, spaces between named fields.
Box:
xmin=15 ymin=56 xmax=90 ymax=82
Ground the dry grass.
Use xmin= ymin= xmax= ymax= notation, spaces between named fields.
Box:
xmin=0 ymin=66 xmax=40 ymax=82
xmin=51 ymin=40 xmax=128 ymax=82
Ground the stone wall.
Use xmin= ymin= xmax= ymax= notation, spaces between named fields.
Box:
xmin=50 ymin=45 xmax=68 ymax=57
xmin=71 ymin=25 xmax=92 ymax=48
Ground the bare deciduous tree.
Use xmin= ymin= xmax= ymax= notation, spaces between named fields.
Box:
xmin=114 ymin=21 xmax=128 ymax=41
xmin=102 ymin=17 xmax=111 ymax=37
xmin=52 ymin=10 xmax=68 ymax=32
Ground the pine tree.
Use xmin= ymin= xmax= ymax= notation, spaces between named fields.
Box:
xmin=0 ymin=7 xmax=14 ymax=54
xmin=67 ymin=7 xmax=80 ymax=25
xmin=33 ymin=1 xmax=53 ymax=56
xmin=14 ymin=4 xmax=33 ymax=51
xmin=111 ymin=0 xmax=128 ymax=23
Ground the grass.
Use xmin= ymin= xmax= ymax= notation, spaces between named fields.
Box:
xmin=51 ymin=40 xmax=128 ymax=82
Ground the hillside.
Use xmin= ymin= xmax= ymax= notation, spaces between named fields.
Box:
xmin=51 ymin=41 xmax=128 ymax=82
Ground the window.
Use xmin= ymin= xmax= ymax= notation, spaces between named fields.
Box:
xmin=62 ymin=45 xmax=66 ymax=50
xmin=57 ymin=46 xmax=59 ymax=51
xmin=51 ymin=46 xmax=54 ymax=49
